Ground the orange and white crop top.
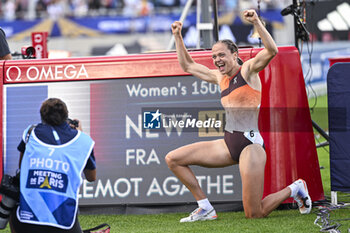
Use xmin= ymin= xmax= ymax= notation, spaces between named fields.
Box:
xmin=220 ymin=69 xmax=261 ymax=132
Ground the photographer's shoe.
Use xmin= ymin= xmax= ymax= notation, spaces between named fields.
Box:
xmin=293 ymin=179 xmax=312 ymax=214
xmin=180 ymin=207 xmax=217 ymax=222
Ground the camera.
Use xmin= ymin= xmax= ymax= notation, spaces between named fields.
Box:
xmin=67 ymin=118 xmax=79 ymax=129
xmin=0 ymin=173 xmax=20 ymax=229
xmin=21 ymin=46 xmax=36 ymax=59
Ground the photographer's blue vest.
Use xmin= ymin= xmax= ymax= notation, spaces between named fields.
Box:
xmin=16 ymin=125 xmax=94 ymax=229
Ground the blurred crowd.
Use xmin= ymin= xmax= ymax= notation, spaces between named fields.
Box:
xmin=0 ymin=0 xmax=289 ymax=21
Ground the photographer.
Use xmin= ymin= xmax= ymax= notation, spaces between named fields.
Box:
xmin=0 ymin=27 xmax=12 ymax=60
xmin=9 ymin=98 xmax=96 ymax=233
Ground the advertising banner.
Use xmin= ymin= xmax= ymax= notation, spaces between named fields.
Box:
xmin=4 ymin=77 xmax=242 ymax=205
xmin=306 ymin=1 xmax=350 ymax=41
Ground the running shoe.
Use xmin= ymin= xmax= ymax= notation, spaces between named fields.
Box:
xmin=180 ymin=207 xmax=217 ymax=222
xmin=293 ymin=179 xmax=312 ymax=214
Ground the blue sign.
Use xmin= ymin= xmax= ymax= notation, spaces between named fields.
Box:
xmin=143 ymin=110 xmax=162 ymax=129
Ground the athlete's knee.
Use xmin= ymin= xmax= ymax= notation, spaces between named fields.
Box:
xmin=245 ymin=212 xmax=264 ymax=219
xmin=165 ymin=151 xmax=178 ymax=169
xmin=241 ymin=145 xmax=266 ymax=164
xmin=244 ymin=209 xmax=264 ymax=219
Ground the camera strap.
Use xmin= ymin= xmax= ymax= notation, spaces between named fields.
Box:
xmin=25 ymin=124 xmax=37 ymax=143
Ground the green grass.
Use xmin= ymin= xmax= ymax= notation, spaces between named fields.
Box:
xmin=3 ymin=94 xmax=349 ymax=233
xmin=78 ymin=209 xmax=350 ymax=233
xmin=311 ymin=94 xmax=331 ymax=195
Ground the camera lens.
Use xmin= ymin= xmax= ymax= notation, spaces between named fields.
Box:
xmin=0 ymin=174 xmax=20 ymax=229
xmin=0 ymin=195 xmax=17 ymax=229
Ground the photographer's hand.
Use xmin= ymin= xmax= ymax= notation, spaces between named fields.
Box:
xmin=76 ymin=120 xmax=82 ymax=131
xmin=68 ymin=119 xmax=82 ymax=131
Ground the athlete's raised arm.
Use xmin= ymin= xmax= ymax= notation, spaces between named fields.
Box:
xmin=242 ymin=10 xmax=278 ymax=75
xmin=172 ymin=21 xmax=219 ymax=84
